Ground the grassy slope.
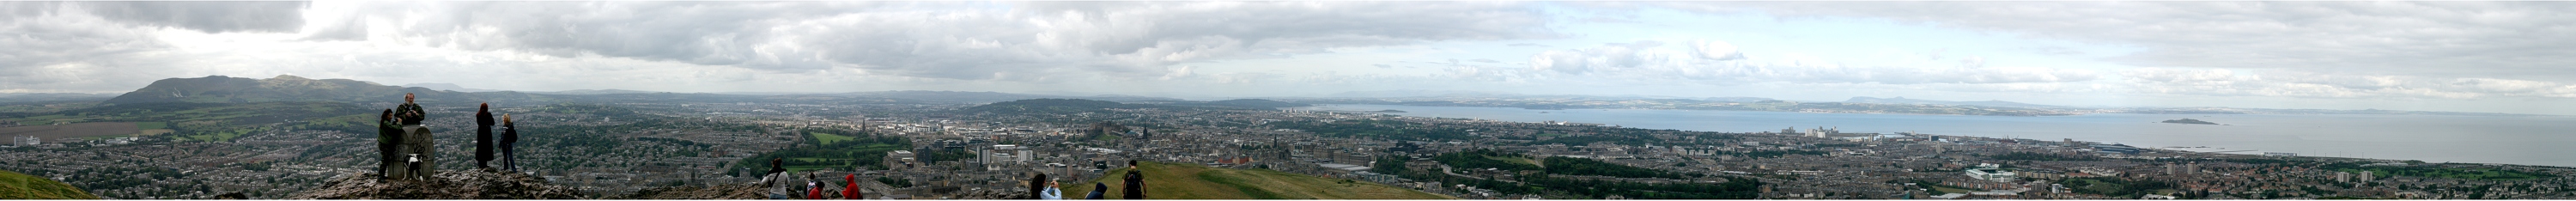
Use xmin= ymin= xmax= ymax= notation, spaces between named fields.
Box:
xmin=0 ymin=170 xmax=99 ymax=199
xmin=1060 ymin=161 xmax=1455 ymax=199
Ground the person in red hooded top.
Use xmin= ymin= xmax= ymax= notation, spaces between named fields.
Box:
xmin=843 ymin=174 xmax=862 ymax=199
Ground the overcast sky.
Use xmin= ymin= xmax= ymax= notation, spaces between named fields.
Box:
xmin=7 ymin=2 xmax=2576 ymax=114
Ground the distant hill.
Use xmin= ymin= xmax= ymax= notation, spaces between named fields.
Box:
xmin=962 ymin=99 xmax=1139 ymax=114
xmin=526 ymin=89 xmax=661 ymax=95
xmin=1844 ymin=96 xmax=2062 ymax=108
xmin=398 ymin=82 xmax=500 ymax=93
xmin=96 ymin=76 xmax=592 ymax=107
xmin=0 ymin=169 xmax=98 ymax=199
xmin=1059 ymin=161 xmax=1454 ymax=199
xmin=1149 ymin=99 xmax=1311 ymax=109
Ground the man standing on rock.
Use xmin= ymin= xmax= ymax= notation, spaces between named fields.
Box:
xmin=501 ymin=114 xmax=519 ymax=171
xmin=475 ymin=103 xmax=495 ymax=169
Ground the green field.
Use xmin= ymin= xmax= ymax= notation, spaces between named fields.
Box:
xmin=810 ymin=132 xmax=856 ymax=144
xmin=0 ymin=170 xmax=99 ymax=199
xmin=1488 ymin=155 xmax=1542 ymax=168
xmin=1060 ymin=161 xmax=1454 ymax=199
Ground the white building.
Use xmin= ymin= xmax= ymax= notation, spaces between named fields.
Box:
xmin=1964 ymin=163 xmax=2017 ymax=182
xmin=12 ymin=136 xmax=35 ymax=146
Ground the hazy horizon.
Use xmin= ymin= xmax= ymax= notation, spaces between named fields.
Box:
xmin=8 ymin=2 xmax=2576 ymax=114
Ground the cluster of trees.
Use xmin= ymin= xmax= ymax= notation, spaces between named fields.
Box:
xmin=1517 ymin=174 xmax=1761 ymax=199
xmin=2318 ymin=162 xmax=2552 ymax=180
xmin=2057 ymin=177 xmax=2178 ymax=198
xmin=731 ymin=128 xmax=914 ymax=174
xmin=1540 ymin=156 xmax=1692 ymax=180
xmin=876 ymin=177 xmax=914 ymax=188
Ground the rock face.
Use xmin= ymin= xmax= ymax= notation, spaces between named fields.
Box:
xmin=287 ymin=168 xmax=580 ymax=199
xmin=614 ymin=184 xmax=769 ymax=199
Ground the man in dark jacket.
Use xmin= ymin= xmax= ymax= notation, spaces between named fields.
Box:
xmin=396 ymin=94 xmax=425 ymax=125
xmin=474 ymin=103 xmax=495 ymax=169
xmin=376 ymin=109 xmax=398 ymax=179
xmin=501 ymin=114 xmax=519 ymax=171
xmin=1121 ymin=161 xmax=1145 ymax=199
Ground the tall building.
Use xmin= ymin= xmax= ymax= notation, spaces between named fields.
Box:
xmin=2336 ymin=172 xmax=2351 ymax=183
xmin=2165 ymin=163 xmax=2178 ymax=174
xmin=2360 ymin=171 xmax=2374 ymax=182
xmin=2185 ymin=162 xmax=2198 ymax=174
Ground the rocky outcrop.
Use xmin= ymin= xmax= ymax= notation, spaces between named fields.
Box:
xmin=614 ymin=184 xmax=769 ymax=199
xmin=286 ymin=168 xmax=580 ymax=199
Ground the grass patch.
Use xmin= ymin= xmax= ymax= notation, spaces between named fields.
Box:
xmin=1486 ymin=155 xmax=1541 ymax=168
xmin=810 ymin=132 xmax=855 ymax=144
xmin=1060 ymin=161 xmax=1453 ymax=199
xmin=0 ymin=169 xmax=99 ymax=199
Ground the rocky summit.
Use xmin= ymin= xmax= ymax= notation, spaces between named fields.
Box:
xmin=286 ymin=168 xmax=580 ymax=199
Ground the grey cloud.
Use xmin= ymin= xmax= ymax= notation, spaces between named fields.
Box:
xmin=2121 ymin=68 xmax=2576 ymax=99
xmin=73 ymin=2 xmax=307 ymax=34
xmin=1647 ymin=2 xmax=2576 ymax=82
xmin=312 ymin=2 xmax=1558 ymax=81
xmin=1373 ymin=64 xmax=1392 ymax=69
xmin=1469 ymin=58 xmax=1499 ymax=63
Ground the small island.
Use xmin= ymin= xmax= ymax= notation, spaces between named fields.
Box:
xmin=2160 ymin=119 xmax=2221 ymax=125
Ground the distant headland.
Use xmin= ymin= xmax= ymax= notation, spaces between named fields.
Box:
xmin=2160 ymin=119 xmax=2221 ymax=125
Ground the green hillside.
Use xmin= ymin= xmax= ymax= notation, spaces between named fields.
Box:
xmin=0 ymin=170 xmax=99 ymax=199
xmin=1060 ymin=161 xmax=1454 ymax=199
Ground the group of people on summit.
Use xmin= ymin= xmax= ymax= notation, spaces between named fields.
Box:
xmin=374 ymin=93 xmax=521 ymax=180
xmin=1023 ymin=160 xmax=1149 ymax=199
xmin=754 ymin=159 xmax=1151 ymax=199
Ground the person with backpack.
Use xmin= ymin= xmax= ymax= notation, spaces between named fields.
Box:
xmin=1121 ymin=161 xmax=1145 ymax=199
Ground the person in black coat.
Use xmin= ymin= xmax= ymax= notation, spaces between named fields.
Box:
xmin=501 ymin=114 xmax=519 ymax=171
xmin=474 ymin=103 xmax=495 ymax=169
xmin=376 ymin=109 xmax=397 ymax=179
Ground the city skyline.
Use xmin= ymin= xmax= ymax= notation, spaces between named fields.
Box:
xmin=7 ymin=2 xmax=2576 ymax=114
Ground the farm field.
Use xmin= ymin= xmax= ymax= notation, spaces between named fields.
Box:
xmin=0 ymin=122 xmax=141 ymax=142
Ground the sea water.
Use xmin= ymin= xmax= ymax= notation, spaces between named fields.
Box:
xmin=1294 ymin=105 xmax=2576 ymax=168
